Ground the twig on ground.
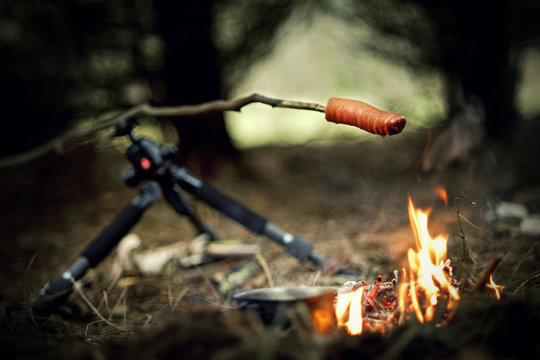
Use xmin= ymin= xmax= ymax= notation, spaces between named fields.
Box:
xmin=255 ymin=251 xmax=274 ymax=287
xmin=0 ymin=94 xmax=326 ymax=169
xmin=455 ymin=200 xmax=477 ymax=262
xmin=170 ymin=287 xmax=190 ymax=312
xmin=109 ymin=286 xmax=129 ymax=322
xmin=197 ymin=268 xmax=222 ymax=305
xmin=85 ymin=319 xmax=108 ymax=339
xmin=70 ymin=278 xmax=117 ymax=328
xmin=457 ymin=213 xmax=483 ymax=231
xmin=106 ymin=270 xmax=122 ymax=294
xmin=312 ymin=271 xmax=321 ymax=287
xmin=473 ymin=256 xmax=501 ymax=292
xmin=102 ymin=290 xmax=110 ymax=318
xmin=510 ymin=243 xmax=536 ymax=284
xmin=22 ymin=254 xmax=37 ymax=297
xmin=454 ymin=199 xmax=478 ymax=279
xmin=167 ymin=285 xmax=173 ymax=310
xmin=512 ymin=271 xmax=540 ymax=295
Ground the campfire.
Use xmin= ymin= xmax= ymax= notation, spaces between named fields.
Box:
xmin=334 ymin=192 xmax=503 ymax=335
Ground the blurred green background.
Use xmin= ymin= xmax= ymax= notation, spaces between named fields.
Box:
xmin=1 ymin=0 xmax=539 ymax=165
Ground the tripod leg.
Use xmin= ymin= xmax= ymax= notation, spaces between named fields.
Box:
xmin=162 ymin=182 xmax=218 ymax=240
xmin=173 ymin=168 xmax=356 ymax=275
xmin=25 ymin=181 xmax=162 ymax=322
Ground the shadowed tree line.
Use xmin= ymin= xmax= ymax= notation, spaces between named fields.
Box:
xmin=0 ymin=0 xmax=294 ymax=173
xmin=0 ymin=0 xmax=538 ymax=173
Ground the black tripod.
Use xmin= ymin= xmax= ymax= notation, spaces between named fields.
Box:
xmin=26 ymin=118 xmax=355 ymax=321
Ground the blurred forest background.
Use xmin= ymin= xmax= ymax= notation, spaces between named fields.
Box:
xmin=1 ymin=0 xmax=539 ymax=173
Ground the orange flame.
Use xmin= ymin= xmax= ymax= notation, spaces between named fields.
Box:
xmin=434 ymin=186 xmax=448 ymax=205
xmin=400 ymin=195 xmax=459 ymax=323
xmin=335 ymin=286 xmax=365 ymax=335
xmin=336 ymin=193 xmax=460 ymax=335
xmin=486 ymin=274 xmax=504 ymax=300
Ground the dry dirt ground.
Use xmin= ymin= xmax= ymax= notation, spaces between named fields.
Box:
xmin=0 ymin=128 xmax=539 ymax=359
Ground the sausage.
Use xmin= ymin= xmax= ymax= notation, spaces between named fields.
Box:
xmin=325 ymin=98 xmax=406 ymax=136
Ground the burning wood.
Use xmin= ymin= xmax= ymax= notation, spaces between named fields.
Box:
xmin=335 ymin=195 xmax=462 ymax=335
xmin=335 ymin=272 xmax=461 ymax=335
xmin=473 ymin=256 xmax=501 ymax=292
xmin=333 ymin=194 xmax=507 ymax=336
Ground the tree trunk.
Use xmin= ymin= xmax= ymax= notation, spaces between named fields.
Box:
xmin=436 ymin=0 xmax=517 ymax=139
xmin=154 ymin=1 xmax=236 ymax=176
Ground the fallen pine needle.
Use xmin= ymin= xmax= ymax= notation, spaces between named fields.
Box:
xmin=70 ymin=277 xmax=117 ymax=328
xmin=256 ymin=251 xmax=274 ymax=287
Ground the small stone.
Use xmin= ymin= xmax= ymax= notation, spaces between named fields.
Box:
xmin=486 ymin=201 xmax=528 ymax=222
xmin=496 ymin=202 xmax=528 ymax=219
xmin=520 ymin=215 xmax=540 ymax=236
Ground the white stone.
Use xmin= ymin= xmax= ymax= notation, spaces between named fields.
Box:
xmin=494 ymin=202 xmax=528 ymax=219
xmin=520 ymin=215 xmax=540 ymax=236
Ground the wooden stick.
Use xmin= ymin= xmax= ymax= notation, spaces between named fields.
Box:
xmin=369 ymin=275 xmax=383 ymax=298
xmin=473 ymin=256 xmax=501 ymax=292
xmin=206 ymin=243 xmax=260 ymax=257
xmin=0 ymin=94 xmax=325 ymax=169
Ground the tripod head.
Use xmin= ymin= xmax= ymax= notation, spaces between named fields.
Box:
xmin=114 ymin=118 xmax=178 ymax=187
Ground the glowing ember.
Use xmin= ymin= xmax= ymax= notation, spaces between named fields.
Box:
xmin=486 ymin=274 xmax=505 ymax=300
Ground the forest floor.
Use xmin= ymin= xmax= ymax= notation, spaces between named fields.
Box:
xmin=0 ymin=127 xmax=539 ymax=359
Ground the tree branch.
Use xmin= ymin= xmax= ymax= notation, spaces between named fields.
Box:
xmin=0 ymin=93 xmax=325 ymax=169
